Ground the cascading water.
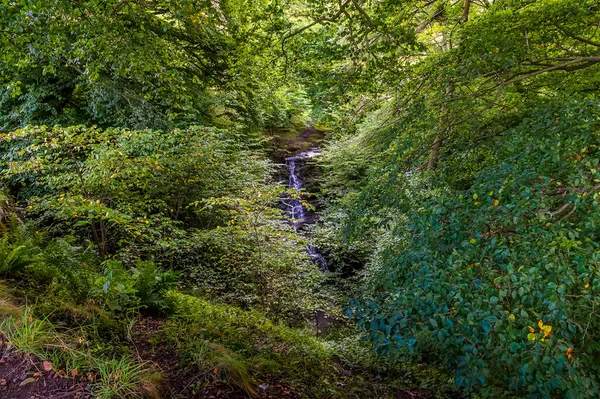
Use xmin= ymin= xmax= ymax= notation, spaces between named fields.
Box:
xmin=285 ymin=156 xmax=305 ymax=228
xmin=307 ymin=245 xmax=328 ymax=271
xmin=284 ymin=149 xmax=328 ymax=271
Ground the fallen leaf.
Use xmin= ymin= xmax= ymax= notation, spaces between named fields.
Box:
xmin=32 ymin=372 xmax=42 ymax=378
xmin=42 ymin=360 xmax=53 ymax=372
xmin=19 ymin=377 xmax=37 ymax=386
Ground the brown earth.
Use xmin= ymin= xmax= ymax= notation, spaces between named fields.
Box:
xmin=127 ymin=317 xmax=431 ymax=399
xmin=0 ymin=334 xmax=92 ymax=399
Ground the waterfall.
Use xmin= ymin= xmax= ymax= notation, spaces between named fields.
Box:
xmin=285 ymin=156 xmax=306 ymax=227
xmin=307 ymin=245 xmax=328 ymax=271
xmin=284 ymin=149 xmax=328 ymax=271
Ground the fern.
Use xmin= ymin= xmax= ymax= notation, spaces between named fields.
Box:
xmin=133 ymin=260 xmax=178 ymax=314
xmin=0 ymin=237 xmax=36 ymax=276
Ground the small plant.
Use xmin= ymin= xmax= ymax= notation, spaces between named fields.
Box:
xmin=0 ymin=191 xmax=23 ymax=226
xmin=186 ymin=340 xmax=256 ymax=397
xmin=210 ymin=344 xmax=256 ymax=397
xmin=93 ymin=357 xmax=163 ymax=399
xmin=132 ymin=260 xmax=178 ymax=314
xmin=42 ymin=237 xmax=97 ymax=301
xmin=0 ymin=232 xmax=37 ymax=277
xmin=0 ymin=307 xmax=53 ymax=359
xmin=94 ymin=260 xmax=139 ymax=313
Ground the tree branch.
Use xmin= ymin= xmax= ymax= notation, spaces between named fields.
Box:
xmin=350 ymin=0 xmax=375 ymax=27
xmin=503 ymin=57 xmax=600 ymax=84
xmin=282 ymin=0 xmax=351 ymax=43
xmin=555 ymin=24 xmax=600 ymax=48
xmin=462 ymin=0 xmax=472 ymax=22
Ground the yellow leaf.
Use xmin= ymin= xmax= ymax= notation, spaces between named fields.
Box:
xmin=543 ymin=330 xmax=551 ymax=338
xmin=527 ymin=333 xmax=537 ymax=341
xmin=538 ymin=320 xmax=552 ymax=336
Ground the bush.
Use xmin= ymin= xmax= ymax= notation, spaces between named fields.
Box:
xmin=0 ymin=125 xmax=270 ymax=256
xmin=0 ymin=125 xmax=325 ymax=319
xmin=132 ymin=260 xmax=178 ymax=314
xmin=346 ymin=99 xmax=600 ymax=397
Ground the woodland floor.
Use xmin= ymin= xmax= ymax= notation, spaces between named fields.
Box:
xmin=0 ymin=333 xmax=93 ymax=399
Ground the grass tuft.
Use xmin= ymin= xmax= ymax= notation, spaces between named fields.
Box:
xmin=94 ymin=357 xmax=163 ymax=399
xmin=0 ymin=307 xmax=53 ymax=358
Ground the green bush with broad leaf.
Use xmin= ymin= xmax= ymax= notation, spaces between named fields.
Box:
xmin=0 ymin=125 xmax=325 ymax=320
xmin=342 ymin=99 xmax=600 ymax=398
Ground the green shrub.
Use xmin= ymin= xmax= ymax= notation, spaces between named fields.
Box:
xmin=347 ymin=99 xmax=600 ymax=397
xmin=0 ymin=235 xmax=35 ymax=277
xmin=0 ymin=125 xmax=325 ymax=319
xmin=0 ymin=125 xmax=270 ymax=256
xmin=0 ymin=223 xmax=98 ymax=301
xmin=41 ymin=237 xmax=97 ymax=301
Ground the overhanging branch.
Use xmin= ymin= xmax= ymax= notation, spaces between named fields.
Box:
xmin=503 ymin=57 xmax=600 ymax=84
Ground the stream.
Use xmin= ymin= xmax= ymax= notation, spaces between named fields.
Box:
xmin=284 ymin=149 xmax=329 ymax=271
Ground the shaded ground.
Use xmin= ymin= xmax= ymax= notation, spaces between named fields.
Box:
xmin=0 ymin=313 xmax=447 ymax=399
xmin=128 ymin=317 xmax=431 ymax=399
xmin=129 ymin=317 xmax=303 ymax=399
xmin=0 ymin=334 xmax=92 ymax=399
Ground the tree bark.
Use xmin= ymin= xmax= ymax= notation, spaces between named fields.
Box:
xmin=462 ymin=0 xmax=471 ymax=22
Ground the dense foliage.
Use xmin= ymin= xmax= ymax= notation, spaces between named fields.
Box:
xmin=0 ymin=0 xmax=305 ymax=131
xmin=294 ymin=0 xmax=600 ymax=397
xmin=2 ymin=0 xmax=600 ymax=398
xmin=0 ymin=125 xmax=328 ymax=319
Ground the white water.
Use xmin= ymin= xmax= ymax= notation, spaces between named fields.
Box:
xmin=307 ymin=245 xmax=328 ymax=271
xmin=284 ymin=149 xmax=328 ymax=271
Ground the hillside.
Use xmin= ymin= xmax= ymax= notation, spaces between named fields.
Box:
xmin=2 ymin=1 xmax=600 ymax=398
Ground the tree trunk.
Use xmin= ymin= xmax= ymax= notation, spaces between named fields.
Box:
xmin=462 ymin=0 xmax=471 ymax=22
xmin=427 ymin=0 xmax=470 ymax=169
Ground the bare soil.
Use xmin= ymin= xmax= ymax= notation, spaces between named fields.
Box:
xmin=0 ymin=334 xmax=92 ymax=399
